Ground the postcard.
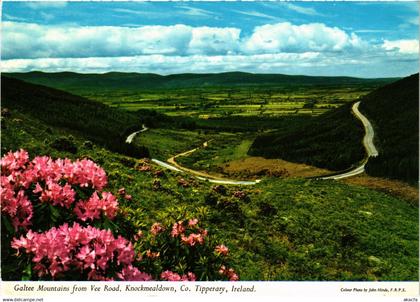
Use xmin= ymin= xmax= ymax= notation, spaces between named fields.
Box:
xmin=1 ymin=1 xmax=418 ymax=301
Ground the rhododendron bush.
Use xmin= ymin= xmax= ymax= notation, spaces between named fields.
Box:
xmin=1 ymin=149 xmax=114 ymax=232
xmin=1 ymin=150 xmax=238 ymax=281
xmin=11 ymin=223 xmax=147 ymax=281
xmin=132 ymin=219 xmax=238 ymax=281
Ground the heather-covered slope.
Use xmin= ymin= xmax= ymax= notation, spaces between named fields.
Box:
xmin=1 ymin=76 xmax=149 ymax=158
xmin=359 ymin=73 xmax=419 ymax=183
xmin=248 ymin=102 xmax=365 ymax=171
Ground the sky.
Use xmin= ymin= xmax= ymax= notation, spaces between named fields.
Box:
xmin=1 ymin=1 xmax=419 ymax=78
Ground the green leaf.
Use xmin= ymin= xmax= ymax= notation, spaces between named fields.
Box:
xmin=22 ymin=262 xmax=32 ymax=280
xmin=49 ymin=204 xmax=60 ymax=223
xmin=2 ymin=215 xmax=15 ymax=234
xmin=102 ymin=218 xmax=119 ymax=232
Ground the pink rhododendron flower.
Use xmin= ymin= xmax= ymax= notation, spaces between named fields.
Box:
xmin=160 ymin=270 xmax=182 ymax=281
xmin=11 ymin=223 xmax=138 ymax=280
xmin=117 ymin=265 xmax=153 ymax=281
xmin=180 ymin=233 xmax=205 ymax=246
xmin=150 ymin=222 xmax=164 ymax=236
xmin=215 ymin=244 xmax=229 ymax=256
xmin=133 ymin=230 xmax=143 ymax=241
xmin=11 ymin=223 xmax=136 ymax=280
xmin=0 ymin=149 xmax=29 ymax=172
xmin=87 ymin=270 xmax=114 ymax=281
xmin=39 ymin=181 xmax=76 ymax=208
xmin=68 ymin=159 xmax=107 ymax=190
xmin=219 ymin=265 xmax=226 ymax=275
xmin=2 ymin=150 xmax=240 ymax=282
xmin=160 ymin=270 xmax=196 ymax=281
xmin=100 ymin=192 xmax=118 ymax=219
xmin=1 ymin=187 xmax=33 ymax=231
xmin=186 ymin=272 xmax=196 ymax=281
xmin=227 ymin=268 xmax=239 ymax=281
xmin=124 ymin=194 xmax=132 ymax=201
xmin=218 ymin=266 xmax=239 ymax=281
xmin=74 ymin=191 xmax=118 ymax=221
xmin=188 ymin=218 xmax=199 ymax=226
xmin=1 ymin=150 xmax=116 ymax=228
xmin=229 ymin=273 xmax=239 ymax=281
xmin=171 ymin=221 xmax=186 ymax=237
xmin=136 ymin=252 xmax=143 ymax=262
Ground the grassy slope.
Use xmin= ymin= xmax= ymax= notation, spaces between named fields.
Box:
xmin=1 ymin=76 xmax=148 ymax=158
xmin=1 ymin=79 xmax=418 ymax=281
xmin=176 ymin=132 xmax=255 ymax=173
xmin=5 ymin=71 xmax=397 ymax=93
xmin=249 ymin=102 xmax=366 ymax=171
xmin=359 ymin=73 xmax=419 ymax=182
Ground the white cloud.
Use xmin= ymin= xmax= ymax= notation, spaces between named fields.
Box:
xmin=2 ymin=50 xmax=417 ymax=78
xmin=408 ymin=16 xmax=419 ymax=26
xmin=111 ymin=8 xmax=151 ymax=17
xmin=2 ymin=21 xmax=368 ymax=60
xmin=284 ymin=3 xmax=323 ymax=17
xmin=382 ymin=39 xmax=419 ymax=54
xmin=1 ymin=22 xmax=193 ymax=59
xmin=232 ymin=10 xmax=282 ymax=21
xmin=243 ymin=22 xmax=364 ymax=54
xmin=2 ymin=13 xmax=29 ymax=22
xmin=24 ymin=1 xmax=68 ymax=9
xmin=0 ymin=53 xmax=323 ymax=74
xmin=355 ymin=29 xmax=391 ymax=33
xmin=188 ymin=27 xmax=241 ymax=55
xmin=1 ymin=21 xmax=418 ymax=77
xmin=2 ymin=22 xmax=242 ymax=59
xmin=177 ymin=6 xmax=214 ymax=17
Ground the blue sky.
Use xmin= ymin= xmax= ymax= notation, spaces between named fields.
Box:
xmin=1 ymin=1 xmax=419 ymax=77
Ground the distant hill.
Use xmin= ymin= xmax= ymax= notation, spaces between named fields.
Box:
xmin=248 ymin=102 xmax=366 ymax=171
xmin=360 ymin=73 xmax=419 ymax=183
xmin=5 ymin=71 xmax=397 ymax=94
xmin=249 ymin=74 xmax=419 ymax=183
xmin=1 ymin=77 xmax=149 ymax=158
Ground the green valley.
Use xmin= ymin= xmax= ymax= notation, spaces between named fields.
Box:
xmin=1 ymin=72 xmax=418 ymax=282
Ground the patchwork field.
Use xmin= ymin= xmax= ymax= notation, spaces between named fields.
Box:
xmin=82 ymin=86 xmax=372 ymax=118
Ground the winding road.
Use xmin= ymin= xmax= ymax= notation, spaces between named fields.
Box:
xmin=152 ymin=152 xmax=261 ymax=185
xmin=166 ymin=141 xmax=261 ymax=185
xmin=125 ymin=124 xmax=148 ymax=143
xmin=126 ymin=100 xmax=378 ymax=184
xmin=126 ymin=125 xmax=260 ymax=185
xmin=319 ymin=101 xmax=378 ymax=180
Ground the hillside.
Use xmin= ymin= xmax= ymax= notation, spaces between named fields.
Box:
xmin=248 ymin=102 xmax=366 ymax=171
xmin=359 ymin=73 xmax=419 ymax=183
xmin=5 ymin=71 xmax=397 ymax=94
xmin=1 ymin=77 xmax=418 ymax=281
xmin=249 ymin=74 xmax=419 ymax=183
xmin=1 ymin=76 xmax=149 ymax=158
xmin=1 ymin=99 xmax=418 ymax=281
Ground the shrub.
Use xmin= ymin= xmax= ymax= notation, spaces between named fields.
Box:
xmin=1 ymin=149 xmax=238 ymax=281
xmin=1 ymin=149 xmax=114 ymax=232
xmin=50 ymin=136 xmax=78 ymax=154
xmin=11 ymin=223 xmax=148 ymax=281
xmin=83 ymin=140 xmax=93 ymax=149
xmin=132 ymin=219 xmax=238 ymax=281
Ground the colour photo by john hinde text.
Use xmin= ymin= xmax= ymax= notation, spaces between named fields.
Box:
xmin=0 ymin=0 xmax=419 ymax=292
